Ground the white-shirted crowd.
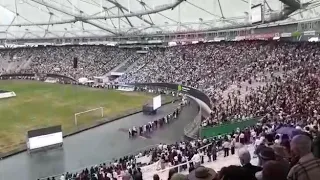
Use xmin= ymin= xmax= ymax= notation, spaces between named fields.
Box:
xmin=1 ymin=41 xmax=320 ymax=180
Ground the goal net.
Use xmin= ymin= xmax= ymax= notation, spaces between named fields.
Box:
xmin=74 ymin=107 xmax=104 ymax=126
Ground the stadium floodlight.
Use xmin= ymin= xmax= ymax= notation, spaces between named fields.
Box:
xmin=74 ymin=107 xmax=104 ymax=125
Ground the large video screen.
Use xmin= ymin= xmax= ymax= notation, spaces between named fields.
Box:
xmin=28 ymin=132 xmax=63 ymax=150
xmin=153 ymin=95 xmax=161 ymax=110
xmin=251 ymin=4 xmax=262 ymax=23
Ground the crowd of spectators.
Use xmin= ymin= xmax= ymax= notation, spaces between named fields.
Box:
xmin=0 ymin=45 xmax=141 ymax=79
xmin=43 ymin=116 xmax=320 ymax=180
xmin=159 ymin=121 xmax=320 ymax=180
xmin=1 ymin=40 xmax=320 ymax=180
xmin=117 ymin=41 xmax=320 ymax=180
xmin=118 ymin=41 xmax=320 ymax=125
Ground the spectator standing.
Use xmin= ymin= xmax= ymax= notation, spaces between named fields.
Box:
xmin=312 ymin=133 xmax=320 ymax=158
xmin=230 ymin=138 xmax=236 ymax=155
xmin=170 ymin=173 xmax=187 ymax=180
xmin=153 ymin=174 xmax=160 ymax=180
xmin=271 ymin=145 xmax=290 ymax=175
xmin=262 ymin=161 xmax=288 ymax=180
xmin=191 ymin=150 xmax=201 ymax=168
xmin=239 ymin=132 xmax=245 ymax=144
xmin=133 ymin=168 xmax=143 ymax=180
xmin=211 ymin=143 xmax=217 ymax=161
xmin=188 ymin=166 xmax=217 ymax=180
xmin=168 ymin=168 xmax=177 ymax=180
xmin=122 ymin=170 xmax=133 ymax=180
xmin=222 ymin=139 xmax=230 ymax=157
xmin=218 ymin=165 xmax=254 ymax=180
xmin=60 ymin=174 xmax=65 ymax=180
xmin=206 ymin=146 xmax=212 ymax=162
xmin=238 ymin=148 xmax=262 ymax=179
xmin=199 ymin=149 xmax=204 ymax=164
xmin=255 ymin=147 xmax=276 ymax=180
xmin=287 ymin=135 xmax=320 ymax=180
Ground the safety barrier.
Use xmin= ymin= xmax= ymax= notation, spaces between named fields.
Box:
xmin=200 ymin=119 xmax=258 ymax=138
xmin=0 ymin=73 xmax=76 ymax=82
xmin=142 ymin=139 xmax=236 ymax=180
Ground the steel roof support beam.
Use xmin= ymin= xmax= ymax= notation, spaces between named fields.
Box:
xmin=82 ymin=19 xmax=117 ymax=35
xmin=0 ymin=3 xmax=61 ymax=38
xmin=136 ymin=0 xmax=154 ymax=24
xmin=5 ymin=0 xmax=184 ymax=27
xmin=119 ymin=8 xmax=134 ymax=27
xmin=29 ymin=0 xmax=117 ymax=35
xmin=217 ymin=0 xmax=225 ymax=18
xmin=105 ymin=0 xmax=154 ymax=25
xmin=185 ymin=1 xmax=240 ymax=26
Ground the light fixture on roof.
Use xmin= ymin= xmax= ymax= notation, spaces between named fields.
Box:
xmin=19 ymin=0 xmax=24 ymax=4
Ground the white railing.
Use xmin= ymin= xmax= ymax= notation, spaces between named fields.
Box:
xmin=142 ymin=140 xmax=219 ymax=180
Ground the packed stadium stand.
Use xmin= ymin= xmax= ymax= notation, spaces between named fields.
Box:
xmin=1 ymin=0 xmax=320 ymax=180
xmin=0 ymin=40 xmax=319 ymax=180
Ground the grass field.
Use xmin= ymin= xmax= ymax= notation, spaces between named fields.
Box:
xmin=0 ymin=80 xmax=158 ymax=154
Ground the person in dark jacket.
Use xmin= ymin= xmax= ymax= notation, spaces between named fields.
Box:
xmin=211 ymin=143 xmax=217 ymax=161
xmin=168 ymin=168 xmax=177 ymax=180
xmin=133 ymin=168 xmax=143 ymax=180
xmin=312 ymin=133 xmax=320 ymax=158
xmin=238 ymin=148 xmax=262 ymax=179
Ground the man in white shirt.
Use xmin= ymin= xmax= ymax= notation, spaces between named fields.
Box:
xmin=191 ymin=151 xmax=201 ymax=168
xmin=222 ymin=140 xmax=230 ymax=157
xmin=143 ymin=124 xmax=147 ymax=132
xmin=60 ymin=174 xmax=65 ymax=180
xmin=158 ymin=143 xmax=163 ymax=150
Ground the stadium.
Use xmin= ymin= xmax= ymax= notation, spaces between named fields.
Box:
xmin=0 ymin=0 xmax=320 ymax=180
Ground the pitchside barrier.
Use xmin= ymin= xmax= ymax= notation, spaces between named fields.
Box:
xmin=0 ymin=73 xmax=76 ymax=82
xmin=27 ymin=125 xmax=63 ymax=153
xmin=200 ymin=118 xmax=258 ymax=138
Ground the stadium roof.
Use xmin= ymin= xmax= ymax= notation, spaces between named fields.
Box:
xmin=0 ymin=0 xmax=319 ymax=39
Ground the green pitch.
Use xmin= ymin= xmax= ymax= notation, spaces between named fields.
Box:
xmin=0 ymin=80 xmax=154 ymax=154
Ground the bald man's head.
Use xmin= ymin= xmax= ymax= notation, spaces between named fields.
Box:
xmin=291 ymin=135 xmax=312 ymax=157
xmin=238 ymin=147 xmax=251 ymax=165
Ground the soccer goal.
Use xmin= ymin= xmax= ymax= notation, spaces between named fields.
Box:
xmin=74 ymin=107 xmax=104 ymax=125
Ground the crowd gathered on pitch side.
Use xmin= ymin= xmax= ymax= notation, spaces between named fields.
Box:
xmin=1 ymin=41 xmax=320 ymax=180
